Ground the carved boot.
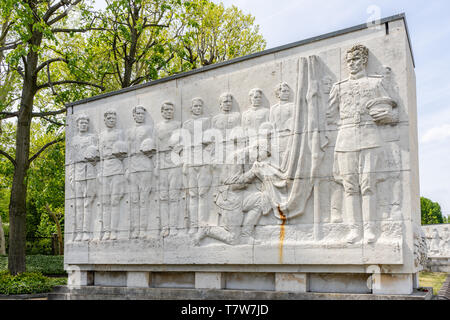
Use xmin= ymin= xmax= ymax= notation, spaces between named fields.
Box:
xmin=101 ymin=231 xmax=110 ymax=241
xmin=346 ymin=224 xmax=360 ymax=244
xmin=74 ymin=232 xmax=82 ymax=242
xmin=364 ymin=222 xmax=377 ymax=244
xmin=160 ymin=226 xmax=170 ymax=238
xmin=192 ymin=226 xmax=209 ymax=246
xmin=240 ymin=226 xmax=255 ymax=245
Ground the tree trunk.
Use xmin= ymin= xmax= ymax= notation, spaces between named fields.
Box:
xmin=0 ymin=215 xmax=5 ymax=255
xmin=8 ymin=30 xmax=41 ymax=275
xmin=8 ymin=88 xmax=33 ymax=274
xmin=46 ymin=204 xmax=64 ymax=255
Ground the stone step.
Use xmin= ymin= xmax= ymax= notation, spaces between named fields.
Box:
xmin=48 ymin=285 xmax=433 ymax=300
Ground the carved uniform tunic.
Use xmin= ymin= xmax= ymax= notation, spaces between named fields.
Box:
xmin=269 ymin=102 xmax=294 ymax=133
xmin=328 ymin=75 xmax=393 ymax=195
xmin=155 ymin=119 xmax=182 ymax=201
xmin=269 ymin=102 xmax=294 ymax=160
xmin=99 ymin=129 xmax=125 ymax=177
xmin=242 ymin=107 xmax=269 ymax=132
xmin=211 ymin=112 xmax=241 ymax=138
xmin=329 ymin=76 xmax=389 ymax=152
xmin=71 ymin=134 xmax=98 ymax=183
xmin=182 ymin=116 xmax=211 ymax=166
xmin=127 ymin=124 xmax=154 ymax=173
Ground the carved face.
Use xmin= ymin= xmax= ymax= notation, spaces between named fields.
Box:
xmin=133 ymin=108 xmax=146 ymax=124
xmin=257 ymin=144 xmax=270 ymax=162
xmin=279 ymin=86 xmax=290 ymax=101
xmin=250 ymin=90 xmax=262 ymax=107
xmin=161 ymin=104 xmax=174 ymax=120
xmin=77 ymin=119 xmax=89 ymax=133
xmin=104 ymin=113 xmax=116 ymax=128
xmin=346 ymin=51 xmax=366 ymax=75
xmin=220 ymin=95 xmax=233 ymax=112
xmin=191 ymin=100 xmax=203 ymax=116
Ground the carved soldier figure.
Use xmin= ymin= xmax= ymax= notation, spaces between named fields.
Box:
xmin=270 ymin=82 xmax=294 ymax=162
xmin=233 ymin=139 xmax=287 ymax=243
xmin=69 ymin=114 xmax=99 ymax=241
xmin=99 ymin=109 xmax=127 ymax=241
xmin=430 ymin=228 xmax=441 ymax=255
xmin=327 ymin=44 xmax=398 ymax=244
xmin=127 ymin=106 xmax=156 ymax=239
xmin=155 ymin=101 xmax=182 ymax=237
xmin=211 ymin=92 xmax=241 ymax=139
xmin=242 ymin=88 xmax=269 ymax=134
xmin=182 ymin=98 xmax=212 ymax=234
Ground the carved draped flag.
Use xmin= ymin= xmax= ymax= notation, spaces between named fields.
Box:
xmin=275 ymin=55 xmax=329 ymax=220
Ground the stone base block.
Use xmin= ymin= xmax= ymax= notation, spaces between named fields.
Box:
xmin=67 ymin=270 xmax=94 ymax=287
xmin=127 ymin=272 xmax=150 ymax=288
xmin=275 ymin=273 xmax=308 ymax=292
xmin=195 ymin=272 xmax=224 ymax=289
xmin=372 ymin=274 xmax=413 ymax=295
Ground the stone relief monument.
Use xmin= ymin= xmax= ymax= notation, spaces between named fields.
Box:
xmin=65 ymin=15 xmax=422 ymax=296
xmin=422 ymin=224 xmax=450 ymax=272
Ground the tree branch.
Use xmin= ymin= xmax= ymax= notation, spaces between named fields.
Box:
xmin=32 ymin=108 xmax=67 ymax=118
xmin=40 ymin=116 xmax=65 ymax=126
xmin=0 ymin=40 xmax=23 ymax=52
xmin=36 ymin=80 xmax=105 ymax=91
xmin=0 ymin=111 xmax=19 ymax=120
xmin=51 ymin=27 xmax=108 ymax=33
xmin=28 ymin=137 xmax=64 ymax=164
xmin=43 ymin=0 xmax=66 ymax=22
xmin=35 ymin=57 xmax=68 ymax=75
xmin=47 ymin=0 xmax=82 ymax=26
xmin=0 ymin=149 xmax=16 ymax=167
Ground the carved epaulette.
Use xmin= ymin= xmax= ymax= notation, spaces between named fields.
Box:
xmin=332 ymin=78 xmax=349 ymax=87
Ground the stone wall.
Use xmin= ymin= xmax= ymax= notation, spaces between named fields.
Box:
xmin=64 ymin=14 xmax=421 ymax=295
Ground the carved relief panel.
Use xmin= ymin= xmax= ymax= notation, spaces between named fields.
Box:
xmin=65 ymin=37 xmax=416 ymax=269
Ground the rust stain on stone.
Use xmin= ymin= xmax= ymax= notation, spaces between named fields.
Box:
xmin=278 ymin=206 xmax=287 ymax=264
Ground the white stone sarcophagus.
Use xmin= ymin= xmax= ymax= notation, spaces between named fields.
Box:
xmin=65 ymin=14 xmax=424 ymax=295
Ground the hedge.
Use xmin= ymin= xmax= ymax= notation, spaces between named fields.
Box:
xmin=0 ymin=255 xmax=66 ymax=275
xmin=0 ymin=271 xmax=66 ymax=295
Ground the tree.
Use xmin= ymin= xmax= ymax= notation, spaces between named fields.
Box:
xmin=421 ymin=197 xmax=444 ymax=225
xmin=88 ymin=0 xmax=267 ymax=90
xmin=85 ymin=0 xmax=183 ymax=91
xmin=174 ymin=0 xmax=266 ymax=71
xmin=0 ymin=0 xmax=103 ymax=275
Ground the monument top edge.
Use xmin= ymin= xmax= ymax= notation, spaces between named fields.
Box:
xmin=66 ymin=13 xmax=412 ymax=109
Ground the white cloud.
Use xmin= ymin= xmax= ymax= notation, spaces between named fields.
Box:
xmin=420 ymin=124 xmax=450 ymax=144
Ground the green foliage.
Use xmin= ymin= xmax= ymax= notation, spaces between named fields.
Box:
xmin=421 ymin=197 xmax=444 ymax=225
xmin=0 ymin=271 xmax=56 ymax=295
xmin=0 ymin=255 xmax=65 ymax=275
xmin=0 ymin=121 xmax=65 ymax=251
xmin=174 ymin=0 xmax=266 ymax=71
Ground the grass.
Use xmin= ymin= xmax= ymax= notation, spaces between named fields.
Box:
xmin=0 ymin=255 xmax=66 ymax=275
xmin=419 ymin=271 xmax=448 ymax=295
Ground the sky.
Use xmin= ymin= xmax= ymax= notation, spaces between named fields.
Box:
xmin=93 ymin=0 xmax=450 ymax=217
